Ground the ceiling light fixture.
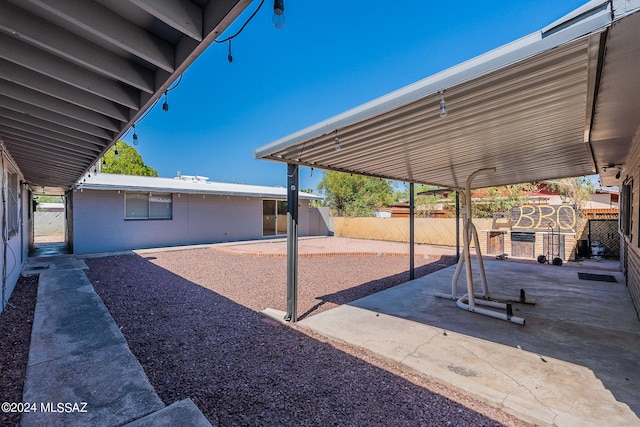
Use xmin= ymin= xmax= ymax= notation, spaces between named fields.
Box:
xmin=273 ymin=0 xmax=285 ymax=28
xmin=162 ymin=91 xmax=169 ymax=111
xmin=334 ymin=130 xmax=341 ymax=151
xmin=439 ymin=89 xmax=448 ymax=118
xmin=602 ymin=163 xmax=623 ymax=179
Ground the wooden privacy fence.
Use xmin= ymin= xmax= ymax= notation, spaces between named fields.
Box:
xmin=334 ymin=217 xmax=494 ymax=246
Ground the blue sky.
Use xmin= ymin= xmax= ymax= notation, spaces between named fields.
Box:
xmin=123 ymin=1 xmax=587 ymax=191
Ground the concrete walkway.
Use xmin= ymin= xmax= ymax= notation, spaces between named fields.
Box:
xmin=298 ymin=258 xmax=640 ymax=426
xmin=21 ymin=255 xmax=211 ymax=427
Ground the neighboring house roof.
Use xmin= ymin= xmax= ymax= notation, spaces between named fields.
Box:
xmin=76 ymin=173 xmax=323 ymax=200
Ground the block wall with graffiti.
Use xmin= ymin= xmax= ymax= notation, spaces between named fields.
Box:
xmin=334 ymin=205 xmax=589 ymax=261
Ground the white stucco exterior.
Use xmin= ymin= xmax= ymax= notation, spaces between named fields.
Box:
xmin=71 ymin=174 xmax=327 ymax=254
xmin=0 ymin=145 xmax=29 ymax=314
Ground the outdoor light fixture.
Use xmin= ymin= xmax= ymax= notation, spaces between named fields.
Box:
xmin=273 ymin=0 xmax=285 ymax=28
xmin=114 ymin=147 xmax=119 ymax=160
xmin=102 ymin=158 xmax=106 ymax=169
xmin=132 ymin=125 xmax=139 ymax=146
xmin=439 ymin=89 xmax=448 ymax=117
xmin=334 ymin=130 xmax=341 ymax=151
xmin=162 ymin=91 xmax=169 ymax=111
xmin=602 ymin=164 xmax=623 ymax=179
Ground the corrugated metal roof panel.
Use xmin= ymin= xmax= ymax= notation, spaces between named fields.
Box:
xmin=256 ymin=1 xmax=640 ymax=190
xmin=257 ymin=37 xmax=596 ymax=189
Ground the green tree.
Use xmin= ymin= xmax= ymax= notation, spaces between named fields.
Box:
xmin=469 ymin=183 xmax=539 ymax=218
xmin=300 ymin=188 xmax=323 ymax=208
xmin=394 ymin=184 xmax=446 ymax=217
xmin=101 ymin=141 xmax=158 ymax=176
xmin=34 ymin=195 xmax=64 ymax=211
xmin=34 ymin=195 xmax=63 ymax=203
xmin=317 ymin=171 xmax=393 ymax=217
xmin=548 ymin=177 xmax=595 ymax=214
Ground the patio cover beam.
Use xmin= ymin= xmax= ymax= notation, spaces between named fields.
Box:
xmin=255 ymin=1 xmax=640 ymax=190
xmin=0 ymin=0 xmax=251 ymax=192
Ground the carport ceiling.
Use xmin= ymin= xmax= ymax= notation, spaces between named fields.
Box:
xmin=255 ymin=1 xmax=640 ymax=189
xmin=0 ymin=0 xmax=251 ymax=194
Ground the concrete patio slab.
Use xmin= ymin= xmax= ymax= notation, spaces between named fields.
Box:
xmin=299 ymin=259 xmax=640 ymax=426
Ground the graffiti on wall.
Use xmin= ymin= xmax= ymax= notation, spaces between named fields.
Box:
xmin=511 ymin=205 xmax=576 ymax=232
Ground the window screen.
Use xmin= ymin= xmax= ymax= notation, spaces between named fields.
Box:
xmin=150 ymin=194 xmax=172 ymax=219
xmin=125 ymin=192 xmax=172 ymax=219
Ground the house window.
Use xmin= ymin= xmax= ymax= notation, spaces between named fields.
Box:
xmin=125 ymin=192 xmax=172 ymax=220
xmin=6 ymin=172 xmax=19 ymax=238
xmin=263 ymin=199 xmax=287 ymax=236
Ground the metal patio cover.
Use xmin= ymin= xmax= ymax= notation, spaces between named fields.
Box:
xmin=255 ymin=1 xmax=640 ymax=189
xmin=0 ymin=0 xmax=251 ymax=194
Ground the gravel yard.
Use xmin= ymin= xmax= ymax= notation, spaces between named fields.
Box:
xmin=85 ymin=248 xmax=531 ymax=426
xmin=0 ymin=274 xmax=38 ymax=427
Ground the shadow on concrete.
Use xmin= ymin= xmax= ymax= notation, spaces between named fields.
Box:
xmin=84 ymin=253 xmax=508 ymax=426
xmin=345 ymin=259 xmax=640 ymax=419
xmin=22 ymin=256 xmax=210 ymax=427
xmin=29 ymin=242 xmax=70 ymax=257
xmin=298 ymin=256 xmax=456 ymax=320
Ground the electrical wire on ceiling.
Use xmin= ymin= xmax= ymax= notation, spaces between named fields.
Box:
xmin=214 ymin=0 xmax=265 ymax=62
xmin=119 ymin=73 xmax=183 ymax=146
xmin=110 ymin=0 xmax=266 ymax=159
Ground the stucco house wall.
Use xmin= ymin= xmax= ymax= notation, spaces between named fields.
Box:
xmin=0 ymin=146 xmax=29 ymax=314
xmin=72 ymin=189 xmax=319 ymax=254
xmin=619 ymin=132 xmax=640 ymax=318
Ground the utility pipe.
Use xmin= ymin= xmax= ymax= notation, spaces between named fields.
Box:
xmin=436 ymin=167 xmax=528 ymax=325
xmin=456 ymin=294 xmax=525 ymax=325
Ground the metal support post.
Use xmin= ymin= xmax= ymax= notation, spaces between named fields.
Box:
xmin=409 ymin=182 xmax=415 ymax=280
xmin=285 ymin=163 xmax=299 ymax=322
xmin=455 ymin=191 xmax=460 ymax=262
